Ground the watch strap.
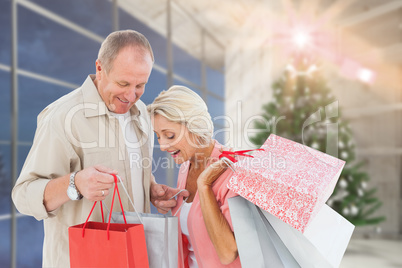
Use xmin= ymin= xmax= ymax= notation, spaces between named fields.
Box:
xmin=70 ymin=171 xmax=83 ymax=200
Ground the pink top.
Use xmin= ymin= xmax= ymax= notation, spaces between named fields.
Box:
xmin=172 ymin=141 xmax=242 ymax=268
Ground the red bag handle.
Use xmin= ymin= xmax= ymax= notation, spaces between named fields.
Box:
xmin=219 ymin=149 xmax=264 ymax=163
xmin=82 ymin=174 xmax=127 ymax=240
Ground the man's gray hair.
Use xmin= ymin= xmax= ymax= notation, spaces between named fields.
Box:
xmin=98 ymin=29 xmax=154 ymax=73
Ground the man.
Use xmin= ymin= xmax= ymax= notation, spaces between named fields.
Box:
xmin=12 ymin=30 xmax=187 ymax=267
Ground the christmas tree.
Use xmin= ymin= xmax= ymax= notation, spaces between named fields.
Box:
xmin=250 ymin=57 xmax=385 ymax=226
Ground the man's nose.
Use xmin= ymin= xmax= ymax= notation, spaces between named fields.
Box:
xmin=124 ymin=87 xmax=137 ymax=103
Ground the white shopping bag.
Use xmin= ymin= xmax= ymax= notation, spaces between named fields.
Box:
xmin=228 ymin=196 xmax=300 ymax=268
xmin=260 ymin=204 xmax=354 ymax=268
xmin=110 ymin=211 xmax=178 ymax=268
xmin=106 ymin=176 xmax=178 ymax=268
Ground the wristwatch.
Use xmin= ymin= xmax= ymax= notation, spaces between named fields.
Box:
xmin=67 ymin=171 xmax=83 ymax=200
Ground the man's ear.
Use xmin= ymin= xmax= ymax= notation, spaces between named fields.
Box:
xmin=95 ymin=59 xmax=102 ymax=80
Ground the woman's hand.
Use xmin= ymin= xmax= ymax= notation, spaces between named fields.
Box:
xmin=197 ymin=159 xmax=229 ymax=188
xmin=197 ymin=158 xmax=238 ymax=265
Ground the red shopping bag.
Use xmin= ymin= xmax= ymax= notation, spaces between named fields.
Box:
xmin=69 ymin=175 xmax=149 ymax=267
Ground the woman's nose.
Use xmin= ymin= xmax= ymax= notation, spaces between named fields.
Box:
xmin=159 ymin=141 xmax=169 ymax=152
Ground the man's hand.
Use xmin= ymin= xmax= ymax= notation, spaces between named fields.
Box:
xmin=150 ymin=182 xmax=189 ymax=214
xmin=74 ymin=165 xmax=119 ymax=201
xmin=43 ymin=165 xmax=118 ymax=212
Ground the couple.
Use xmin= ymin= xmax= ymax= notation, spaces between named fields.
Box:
xmin=12 ymin=30 xmax=241 ymax=267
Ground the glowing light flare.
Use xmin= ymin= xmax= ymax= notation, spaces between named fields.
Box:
xmin=286 ymin=63 xmax=318 ymax=77
xmin=357 ymin=68 xmax=376 ymax=84
xmin=293 ymin=31 xmax=311 ymax=49
xmin=340 ymin=59 xmax=376 ymax=84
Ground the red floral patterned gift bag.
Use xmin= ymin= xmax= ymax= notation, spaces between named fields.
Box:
xmin=227 ymin=134 xmax=345 ymax=233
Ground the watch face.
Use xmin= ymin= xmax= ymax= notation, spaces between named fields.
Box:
xmin=67 ymin=186 xmax=79 ymax=200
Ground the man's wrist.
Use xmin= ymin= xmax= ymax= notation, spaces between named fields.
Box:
xmin=67 ymin=171 xmax=83 ymax=200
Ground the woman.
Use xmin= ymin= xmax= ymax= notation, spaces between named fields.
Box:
xmin=147 ymin=86 xmax=241 ymax=267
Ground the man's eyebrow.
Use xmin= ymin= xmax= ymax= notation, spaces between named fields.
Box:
xmin=116 ymin=80 xmax=129 ymax=84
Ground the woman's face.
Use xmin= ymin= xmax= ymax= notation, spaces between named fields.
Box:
xmin=152 ymin=114 xmax=198 ymax=165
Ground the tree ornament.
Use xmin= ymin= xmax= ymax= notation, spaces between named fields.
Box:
xmin=341 ymin=151 xmax=348 ymax=159
xmin=343 ymin=207 xmax=350 ymax=215
xmin=350 ymin=205 xmax=359 ymax=216
xmin=311 ymin=142 xmax=320 ymax=150
xmin=338 ymin=141 xmax=345 ymax=149
xmin=339 ymin=178 xmax=348 ymax=188
xmin=358 ymin=188 xmax=364 ymax=197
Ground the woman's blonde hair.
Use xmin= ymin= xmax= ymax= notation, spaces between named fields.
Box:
xmin=147 ymin=85 xmax=214 ymax=146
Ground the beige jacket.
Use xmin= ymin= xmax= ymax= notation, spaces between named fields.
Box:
xmin=12 ymin=75 xmax=154 ymax=267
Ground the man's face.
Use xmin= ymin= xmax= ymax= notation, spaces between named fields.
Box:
xmin=95 ymin=46 xmax=153 ymax=114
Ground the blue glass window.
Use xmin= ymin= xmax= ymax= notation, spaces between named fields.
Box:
xmin=18 ymin=76 xmax=73 ymax=142
xmin=27 ymin=0 xmax=113 ymax=37
xmin=18 ymin=6 xmax=99 ymax=85
xmin=0 ymin=217 xmax=11 ymax=267
xmin=173 ymin=79 xmax=203 ymax=101
xmin=15 ymin=138 xmax=44 ymax=267
xmin=207 ymin=66 xmax=224 ymax=98
xmin=0 ymin=144 xmax=11 ymax=267
xmin=0 ymin=71 xmax=10 ymax=141
xmin=0 ymin=0 xmax=11 ymax=65
xmin=173 ymin=45 xmax=201 ymax=86
xmin=213 ymin=124 xmax=229 ymax=146
xmin=207 ymin=94 xmax=224 ymax=123
xmin=0 ymin=145 xmax=11 ymax=201
xmin=119 ymin=8 xmax=167 ymax=69
xmin=141 ymin=69 xmax=167 ymax=105
xmin=16 ymin=217 xmax=43 ymax=267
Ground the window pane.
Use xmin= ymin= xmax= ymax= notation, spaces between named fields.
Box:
xmin=119 ymin=8 xmax=167 ymax=69
xmin=0 ymin=0 xmax=11 ymax=65
xmin=207 ymin=94 xmax=225 ymax=122
xmin=0 ymin=71 xmax=10 ymax=141
xmin=213 ymin=123 xmax=230 ymax=146
xmin=173 ymin=79 xmax=203 ymax=101
xmin=18 ymin=76 xmax=73 ymax=142
xmin=28 ymin=0 xmax=113 ymax=37
xmin=18 ymin=6 xmax=99 ymax=85
xmin=14 ymin=145 xmax=43 ymax=268
xmin=0 ymin=219 xmax=10 ymax=267
xmin=152 ymin=145 xmax=169 ymax=186
xmin=207 ymin=66 xmax=224 ymax=98
xmin=0 ymin=145 xmax=11 ymax=204
xmin=152 ymin=138 xmax=179 ymax=185
xmin=0 ymin=144 xmax=11 ymax=267
xmin=17 ymin=216 xmax=43 ymax=267
xmin=18 ymin=145 xmax=31 ymax=174
xmin=173 ymin=45 xmax=201 ymax=86
xmin=141 ymin=69 xmax=167 ymax=105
